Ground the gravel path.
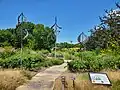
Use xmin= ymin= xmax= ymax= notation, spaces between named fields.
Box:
xmin=16 ymin=61 xmax=69 ymax=90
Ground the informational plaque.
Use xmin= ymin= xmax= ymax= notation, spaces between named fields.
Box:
xmin=89 ymin=72 xmax=111 ymax=85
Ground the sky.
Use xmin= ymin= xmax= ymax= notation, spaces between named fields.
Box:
xmin=0 ymin=0 xmax=119 ymax=43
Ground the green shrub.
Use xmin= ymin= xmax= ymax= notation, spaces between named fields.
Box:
xmin=56 ymin=51 xmax=64 ymax=59
xmin=68 ymin=60 xmax=89 ymax=72
xmin=68 ymin=51 xmax=120 ymax=72
xmin=0 ymin=50 xmax=64 ymax=71
xmin=51 ymin=58 xmax=64 ymax=65
xmin=64 ymin=52 xmax=73 ymax=60
xmin=0 ymin=52 xmax=44 ymax=69
xmin=40 ymin=49 xmax=49 ymax=55
xmin=48 ymin=51 xmax=64 ymax=59
xmin=0 ymin=51 xmax=15 ymax=59
xmin=0 ymin=46 xmax=15 ymax=59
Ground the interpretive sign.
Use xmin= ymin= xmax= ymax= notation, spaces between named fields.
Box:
xmin=89 ymin=72 xmax=111 ymax=85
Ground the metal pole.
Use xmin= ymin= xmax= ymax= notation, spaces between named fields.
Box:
xmin=55 ymin=30 xmax=60 ymax=59
xmin=55 ymin=35 xmax=56 ymax=59
xmin=55 ymin=27 xmax=57 ymax=59
xmin=20 ymin=13 xmax=24 ymax=68
xmin=51 ymin=17 xmax=61 ymax=59
xmin=20 ymin=28 xmax=23 ymax=67
xmin=70 ymin=41 xmax=72 ymax=60
xmin=17 ymin=12 xmax=26 ymax=68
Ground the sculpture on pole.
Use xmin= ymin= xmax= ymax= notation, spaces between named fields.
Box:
xmin=78 ymin=32 xmax=87 ymax=44
xmin=17 ymin=12 xmax=27 ymax=25
xmin=51 ymin=17 xmax=62 ymax=58
xmin=77 ymin=32 xmax=88 ymax=50
xmin=17 ymin=13 xmax=28 ymax=67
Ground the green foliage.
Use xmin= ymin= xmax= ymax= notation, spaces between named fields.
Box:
xmin=39 ymin=49 xmax=49 ymax=55
xmin=85 ymin=4 xmax=120 ymax=51
xmin=0 ymin=29 xmax=13 ymax=46
xmin=13 ymin=22 xmax=35 ymax=48
xmin=0 ymin=51 xmax=15 ymax=59
xmin=0 ymin=47 xmax=15 ymax=59
xmin=0 ymin=22 xmax=55 ymax=51
xmin=47 ymin=51 xmax=64 ymax=59
xmin=33 ymin=24 xmax=55 ymax=50
xmin=55 ymin=51 xmax=64 ymax=59
xmin=39 ymin=58 xmax=64 ymax=67
xmin=64 ymin=52 xmax=76 ymax=60
xmin=64 ymin=53 xmax=71 ymax=60
xmin=61 ymin=48 xmax=77 ymax=60
xmin=0 ymin=49 xmax=64 ymax=70
xmin=68 ymin=51 xmax=120 ymax=72
xmin=51 ymin=58 xmax=64 ymax=65
xmin=56 ymin=42 xmax=75 ymax=49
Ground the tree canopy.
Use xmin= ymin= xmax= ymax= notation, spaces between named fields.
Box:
xmin=85 ymin=3 xmax=120 ymax=51
xmin=0 ymin=22 xmax=56 ymax=51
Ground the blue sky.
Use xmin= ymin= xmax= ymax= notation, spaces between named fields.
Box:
xmin=0 ymin=0 xmax=118 ymax=43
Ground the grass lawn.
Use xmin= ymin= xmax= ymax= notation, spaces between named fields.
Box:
xmin=54 ymin=70 xmax=120 ymax=90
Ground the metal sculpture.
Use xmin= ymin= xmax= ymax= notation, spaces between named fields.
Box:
xmin=17 ymin=13 xmax=28 ymax=67
xmin=51 ymin=17 xmax=62 ymax=58
xmin=17 ymin=12 xmax=27 ymax=25
xmin=77 ymin=32 xmax=87 ymax=44
xmin=51 ymin=17 xmax=62 ymax=30
xmin=78 ymin=32 xmax=88 ymax=60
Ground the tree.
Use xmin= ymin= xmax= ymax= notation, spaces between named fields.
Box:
xmin=0 ymin=29 xmax=13 ymax=46
xmin=0 ymin=21 xmax=56 ymax=51
xmin=85 ymin=26 xmax=108 ymax=50
xmin=33 ymin=24 xmax=56 ymax=51
xmin=85 ymin=3 xmax=120 ymax=50
xmin=13 ymin=22 xmax=35 ymax=48
xmin=56 ymin=42 xmax=75 ymax=49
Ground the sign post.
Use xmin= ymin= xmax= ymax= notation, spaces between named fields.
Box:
xmin=61 ymin=76 xmax=66 ymax=90
xmin=71 ymin=76 xmax=76 ymax=90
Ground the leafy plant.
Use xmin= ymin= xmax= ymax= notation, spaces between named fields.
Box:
xmin=0 ymin=49 xmax=64 ymax=71
xmin=68 ymin=51 xmax=120 ymax=72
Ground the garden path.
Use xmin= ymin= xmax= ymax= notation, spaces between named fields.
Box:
xmin=16 ymin=60 xmax=71 ymax=90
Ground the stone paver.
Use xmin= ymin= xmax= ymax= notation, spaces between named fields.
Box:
xmin=16 ymin=62 xmax=68 ymax=90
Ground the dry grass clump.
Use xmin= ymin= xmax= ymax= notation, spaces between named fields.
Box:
xmin=0 ymin=69 xmax=31 ymax=90
xmin=54 ymin=71 xmax=120 ymax=90
xmin=106 ymin=70 xmax=120 ymax=80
